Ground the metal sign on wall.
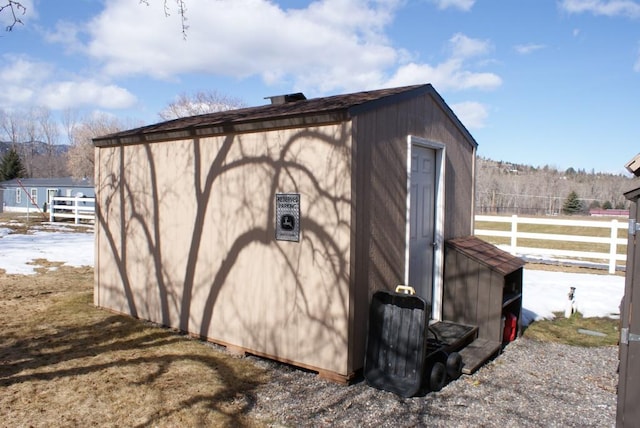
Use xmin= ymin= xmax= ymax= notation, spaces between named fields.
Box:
xmin=275 ymin=193 xmax=300 ymax=242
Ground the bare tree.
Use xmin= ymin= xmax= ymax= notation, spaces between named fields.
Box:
xmin=0 ymin=1 xmax=25 ymax=31
xmin=34 ymin=107 xmax=68 ymax=177
xmin=158 ymin=90 xmax=246 ymax=120
xmin=0 ymin=108 xmax=26 ymax=144
xmin=2 ymin=1 xmax=188 ymax=36
xmin=140 ymin=0 xmax=188 ymax=38
xmin=67 ymin=114 xmax=128 ymax=180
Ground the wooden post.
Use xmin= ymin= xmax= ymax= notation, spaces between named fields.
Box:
xmin=510 ymin=215 xmax=518 ymax=255
xmin=74 ymin=197 xmax=79 ymax=225
xmin=609 ymin=220 xmax=618 ymax=274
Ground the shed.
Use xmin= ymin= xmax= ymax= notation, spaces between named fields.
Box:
xmin=93 ymin=84 xmax=477 ymax=382
xmin=618 ymin=182 xmax=640 ymax=426
xmin=0 ymin=177 xmax=94 ymax=213
xmin=443 ymin=236 xmax=525 ymax=373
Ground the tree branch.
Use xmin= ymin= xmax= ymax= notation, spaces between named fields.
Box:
xmin=1 ymin=1 xmax=26 ymax=32
xmin=139 ymin=0 xmax=188 ymax=39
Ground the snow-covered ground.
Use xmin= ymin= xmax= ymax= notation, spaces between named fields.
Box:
xmin=0 ymin=224 xmax=94 ymax=275
xmin=0 ymin=222 xmax=626 ymax=326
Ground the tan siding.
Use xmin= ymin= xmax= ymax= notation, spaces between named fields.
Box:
xmin=95 ymin=124 xmax=354 ymax=376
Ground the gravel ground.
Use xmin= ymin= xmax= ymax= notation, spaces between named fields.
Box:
xmin=246 ymin=338 xmax=618 ymax=427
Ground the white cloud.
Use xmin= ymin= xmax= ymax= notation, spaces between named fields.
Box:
xmin=77 ymin=2 xmax=501 ymax=96
xmin=0 ymin=54 xmax=135 ymax=111
xmin=40 ymin=81 xmax=137 ymax=110
xmin=0 ymin=54 xmax=51 ymax=85
xmin=559 ymin=0 xmax=640 ymax=18
xmin=83 ymin=0 xmax=401 ymax=93
xmin=450 ymin=101 xmax=488 ymax=129
xmin=16 ymin=0 xmax=500 ymax=116
xmin=385 ymin=60 xmax=501 ymax=91
xmin=385 ymin=34 xmax=500 ymax=91
xmin=0 ymin=55 xmax=52 ymax=107
xmin=449 ymin=33 xmax=492 ymax=58
xmin=514 ymin=43 xmax=546 ymax=54
xmin=429 ymin=0 xmax=475 ymax=11
xmin=43 ymin=21 xmax=84 ymax=53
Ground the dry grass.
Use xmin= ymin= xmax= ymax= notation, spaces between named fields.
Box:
xmin=523 ymin=312 xmax=619 ymax=347
xmin=0 ymin=265 xmax=270 ymax=428
xmin=0 ymin=212 xmax=92 ymax=235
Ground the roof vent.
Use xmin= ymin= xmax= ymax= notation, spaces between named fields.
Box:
xmin=265 ymin=92 xmax=307 ymax=105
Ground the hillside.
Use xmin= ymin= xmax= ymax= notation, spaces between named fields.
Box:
xmin=476 ymin=157 xmax=636 ymax=215
xmin=1 ymin=141 xmax=70 ymax=178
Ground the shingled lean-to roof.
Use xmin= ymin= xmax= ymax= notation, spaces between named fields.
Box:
xmin=93 ymin=84 xmax=477 ymax=148
xmin=446 ymin=236 xmax=525 ymax=276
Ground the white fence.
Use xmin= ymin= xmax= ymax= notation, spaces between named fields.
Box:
xmin=49 ymin=196 xmax=95 ymax=224
xmin=475 ymin=215 xmax=628 ymax=274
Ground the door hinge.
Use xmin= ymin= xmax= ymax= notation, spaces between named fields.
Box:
xmin=629 ymin=220 xmax=640 ymax=236
xmin=621 ymin=328 xmax=640 ymax=345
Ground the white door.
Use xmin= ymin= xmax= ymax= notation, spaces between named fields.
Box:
xmin=409 ymin=145 xmax=436 ymax=304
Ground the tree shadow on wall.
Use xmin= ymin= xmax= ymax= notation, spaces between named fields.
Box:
xmin=96 ymin=125 xmax=353 ymax=367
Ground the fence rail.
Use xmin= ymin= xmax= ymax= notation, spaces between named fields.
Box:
xmin=49 ymin=196 xmax=95 ymax=224
xmin=475 ymin=215 xmax=628 ymax=274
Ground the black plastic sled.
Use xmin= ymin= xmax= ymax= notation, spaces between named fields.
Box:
xmin=364 ymin=286 xmax=431 ymax=397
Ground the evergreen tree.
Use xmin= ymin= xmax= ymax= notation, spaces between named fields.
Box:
xmin=602 ymin=200 xmax=613 ymax=210
xmin=0 ymin=148 xmax=26 ymax=181
xmin=562 ymin=191 xmax=584 ymax=215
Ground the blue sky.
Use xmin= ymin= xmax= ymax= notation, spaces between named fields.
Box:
xmin=1 ymin=0 xmax=639 ymax=174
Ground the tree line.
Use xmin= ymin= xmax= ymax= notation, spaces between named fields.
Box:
xmin=0 ymin=91 xmax=244 ymax=182
xmin=0 ymin=108 xmax=128 ymax=181
xmin=1 ymin=98 xmax=635 ymax=217
xmin=476 ymin=157 xmax=635 ymax=215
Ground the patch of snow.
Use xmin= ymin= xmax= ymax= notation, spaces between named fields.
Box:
xmin=521 ymin=270 xmax=624 ymax=326
xmin=0 ymin=229 xmax=94 ymax=275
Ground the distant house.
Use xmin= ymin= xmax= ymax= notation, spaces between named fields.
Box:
xmin=589 ymin=208 xmax=630 ymax=217
xmin=0 ymin=177 xmax=94 ymax=213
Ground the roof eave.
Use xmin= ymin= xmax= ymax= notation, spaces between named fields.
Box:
xmin=93 ymin=110 xmax=350 ymax=147
xmin=348 ymin=84 xmax=478 ymax=150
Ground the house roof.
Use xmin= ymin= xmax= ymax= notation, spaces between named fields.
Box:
xmin=93 ymin=84 xmax=477 ymax=149
xmin=624 ymin=181 xmax=640 ymax=201
xmin=0 ymin=177 xmax=94 ymax=188
xmin=446 ymin=236 xmax=525 ymax=276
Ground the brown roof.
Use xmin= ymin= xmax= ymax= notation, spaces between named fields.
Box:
xmin=93 ymin=84 xmax=477 ymax=148
xmin=446 ymin=236 xmax=525 ymax=275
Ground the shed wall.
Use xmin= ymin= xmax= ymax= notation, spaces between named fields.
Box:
xmin=349 ymin=92 xmax=476 ymax=368
xmin=618 ymin=189 xmax=640 ymax=426
xmin=95 ymin=123 xmax=354 ymax=376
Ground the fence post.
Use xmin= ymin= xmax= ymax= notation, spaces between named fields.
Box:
xmin=74 ymin=197 xmax=80 ymax=225
xmin=510 ymin=214 xmax=518 ymax=255
xmin=609 ymin=220 xmax=618 ymax=274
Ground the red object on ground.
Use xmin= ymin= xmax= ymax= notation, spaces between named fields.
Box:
xmin=503 ymin=313 xmax=517 ymax=342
